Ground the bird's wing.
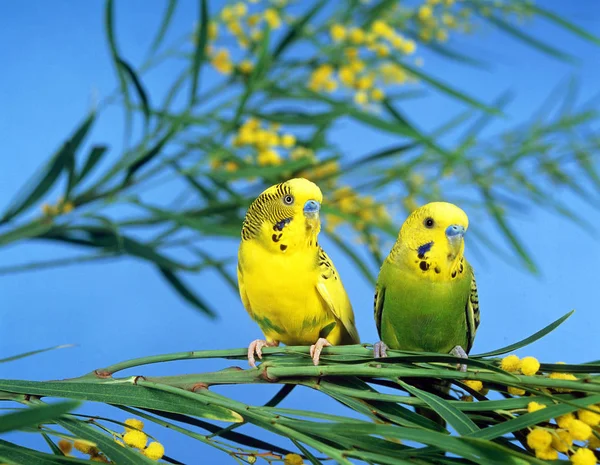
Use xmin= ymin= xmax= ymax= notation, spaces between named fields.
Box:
xmin=465 ymin=270 xmax=480 ymax=353
xmin=237 ymin=261 xmax=253 ymax=318
xmin=315 ymin=247 xmax=360 ymax=343
xmin=374 ymin=283 xmax=386 ymax=340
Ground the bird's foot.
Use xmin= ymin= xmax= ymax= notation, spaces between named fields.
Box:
xmin=450 ymin=345 xmax=468 ymax=372
xmin=309 ymin=338 xmax=332 ymax=366
xmin=374 ymin=341 xmax=389 ymax=358
xmin=247 ymin=339 xmax=279 ymax=368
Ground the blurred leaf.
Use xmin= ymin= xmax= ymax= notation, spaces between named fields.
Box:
xmin=1 ymin=113 xmax=95 ymax=223
xmin=0 ymin=220 xmax=54 ymax=247
xmin=0 ymin=439 xmax=92 ymax=465
xmin=158 ymin=267 xmax=217 ymax=318
xmin=272 ymin=0 xmax=327 ymax=59
xmin=0 ymin=401 xmax=80 ymax=434
xmin=125 ymin=127 xmax=178 ymax=182
xmin=41 ymin=434 xmax=65 ymax=457
xmin=0 ymin=344 xmax=74 ymax=364
xmin=76 ymin=145 xmax=108 ymax=184
xmin=473 ymin=310 xmax=574 ymax=357
xmin=189 ymin=0 xmax=208 ymax=106
xmin=118 ymin=58 xmax=151 ymax=126
xmin=524 ymin=4 xmax=600 ymax=46
xmin=147 ymin=0 xmax=178 ymax=56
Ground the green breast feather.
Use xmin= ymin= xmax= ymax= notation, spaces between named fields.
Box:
xmin=374 ymin=261 xmax=479 ymax=354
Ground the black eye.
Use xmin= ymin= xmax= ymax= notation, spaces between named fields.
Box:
xmin=283 ymin=195 xmax=294 ymax=205
xmin=424 ymin=217 xmax=435 ymax=228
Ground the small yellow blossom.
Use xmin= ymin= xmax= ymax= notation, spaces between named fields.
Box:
xmin=549 ymin=368 xmax=578 ymax=392
xmin=73 ymin=440 xmax=97 ymax=455
xmin=355 ymin=75 xmax=374 ymax=90
xmin=58 ymin=439 xmax=72 ymax=454
xmin=247 ymin=456 xmax=257 ymax=464
xmin=123 ymin=430 xmax=148 ymax=450
xmin=527 ymin=428 xmax=552 ymax=451
xmin=239 ymin=60 xmax=254 ymax=74
xmin=508 ymin=386 xmax=526 ymax=396
xmin=308 ymin=64 xmax=335 ymax=92
xmin=233 ymin=2 xmax=247 ymax=16
xmin=371 ymin=88 xmax=385 ymax=101
xmin=371 ymin=20 xmax=394 ymax=38
xmin=349 ymin=27 xmax=366 ymax=44
xmin=375 ymin=44 xmax=390 ymax=57
xmin=401 ymin=38 xmax=417 ymax=55
xmin=570 ymin=419 xmax=593 ymax=441
xmin=124 ymin=418 xmax=144 ymax=431
xmin=380 ymin=63 xmax=407 ymax=84
xmin=419 ymin=29 xmax=433 ymax=42
xmin=221 ymin=6 xmax=234 ymax=22
xmin=257 ymin=149 xmax=282 ymax=166
xmin=557 ymin=413 xmax=576 ymax=429
xmin=527 ymin=402 xmax=546 ymax=413
xmin=247 ymin=13 xmax=261 ymax=27
xmin=330 ymin=24 xmax=346 ymax=41
xmin=290 ymin=147 xmax=314 ymax=161
xmin=324 ymin=79 xmax=338 ymax=92
xmin=354 ymin=91 xmax=368 ymax=105
xmin=436 ymin=29 xmax=449 ymax=42
xmin=551 ymin=430 xmax=573 ymax=453
xmin=211 ymin=49 xmax=233 ymax=74
xmin=284 ymin=453 xmax=304 ymax=465
xmin=444 ymin=0 xmax=455 ymax=5
xmin=345 ymin=47 xmax=359 ymax=60
xmin=535 ymin=447 xmax=558 ymax=460
xmin=338 ymin=66 xmax=355 ymax=86
xmin=264 ymin=9 xmax=281 ymax=29
xmin=281 ymin=134 xmax=296 ymax=148
xmin=227 ymin=20 xmax=244 ymax=36
xmin=520 ymin=357 xmax=540 ymax=376
xmin=349 ymin=59 xmax=365 ymax=73
xmin=143 ymin=442 xmax=165 ymax=461
xmin=463 ymin=380 xmax=483 ymax=392
xmin=570 ymin=447 xmax=596 ymax=465
xmin=442 ymin=13 xmax=456 ymax=27
xmin=62 ymin=202 xmax=74 ymax=213
xmin=224 ymin=161 xmax=238 ymax=172
xmin=208 ymin=22 xmax=219 ymax=40
xmin=418 ymin=5 xmax=433 ymax=21
xmin=500 ymin=354 xmax=521 ymax=372
xmin=578 ymin=407 xmax=600 ymax=427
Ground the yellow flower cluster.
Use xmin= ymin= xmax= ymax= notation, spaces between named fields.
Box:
xmin=325 ymin=186 xmax=390 ymax=233
xmin=232 ymin=118 xmax=298 ymax=167
xmin=463 ymin=380 xmax=483 ymax=392
xmin=415 ymin=0 xmax=472 ymax=43
xmin=284 ymin=453 xmax=305 ymax=465
xmin=57 ymin=438 xmax=109 ymax=462
xmin=116 ymin=418 xmax=165 ymax=461
xmin=500 ymin=354 xmax=540 ymax=375
xmin=41 ymin=197 xmax=75 ymax=218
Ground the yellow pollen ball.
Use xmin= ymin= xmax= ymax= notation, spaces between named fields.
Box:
xmin=257 ymin=149 xmax=282 ymax=166
xmin=123 ymin=430 xmax=148 ymax=449
xmin=355 ymin=75 xmax=374 ymax=90
xmin=281 ymin=134 xmax=296 ymax=148
xmin=345 ymin=47 xmax=359 ymax=60
xmin=124 ymin=418 xmax=144 ymax=431
xmin=349 ymin=28 xmax=366 ymax=44
xmin=521 ymin=357 xmax=540 ymax=376
xmin=527 ymin=428 xmax=552 ymax=451
xmin=508 ymin=386 xmax=526 ymax=396
xmin=500 ymin=354 xmax=521 ymax=372
xmin=264 ymin=9 xmax=281 ymax=29
xmin=376 ymin=44 xmax=390 ymax=57
xmin=354 ymin=91 xmax=368 ymax=105
xmin=330 ymin=24 xmax=346 ymax=42
xmin=143 ymin=442 xmax=165 ymax=461
xmin=436 ymin=29 xmax=449 ymax=42
xmin=73 ymin=440 xmax=97 ymax=454
xmin=527 ymin=402 xmax=546 ymax=413
xmin=371 ymin=88 xmax=385 ymax=101
xmin=570 ymin=419 xmax=593 ymax=441
xmin=239 ymin=60 xmax=254 ymax=74
xmin=58 ymin=439 xmax=73 ymax=454
xmin=284 ymin=453 xmax=304 ymax=465
xmin=463 ymin=380 xmax=483 ymax=392
xmin=578 ymin=407 xmax=600 ymax=427
xmin=551 ymin=430 xmax=573 ymax=453
xmin=570 ymin=447 xmax=597 ymax=465
xmin=418 ymin=5 xmax=433 ymax=21
xmin=557 ymin=413 xmax=576 ymax=429
xmin=535 ymin=447 xmax=558 ymax=460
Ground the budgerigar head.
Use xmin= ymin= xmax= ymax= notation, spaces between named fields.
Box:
xmin=241 ymin=178 xmax=323 ymax=253
xmin=396 ymin=202 xmax=469 ymax=279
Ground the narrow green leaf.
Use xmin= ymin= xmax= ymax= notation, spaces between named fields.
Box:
xmin=125 ymin=127 xmax=177 ymax=182
xmin=272 ymin=0 xmax=326 ymax=59
xmin=473 ymin=310 xmax=574 ymax=357
xmin=0 ymin=401 xmax=80 ymax=434
xmin=484 ymin=14 xmax=574 ymax=62
xmin=2 ymin=113 xmax=95 ymax=222
xmin=189 ymin=0 xmax=208 ymax=106
xmin=291 ymin=439 xmax=324 ymax=465
xmin=118 ymin=58 xmax=151 ymax=125
xmin=0 ymin=344 xmax=74 ymax=364
xmin=41 ymin=433 xmax=65 ymax=456
xmin=398 ymin=381 xmax=479 ymax=435
xmin=158 ymin=267 xmax=217 ymax=318
xmin=148 ymin=0 xmax=178 ymax=55
xmin=527 ymin=4 xmax=600 ymax=45
xmin=0 ymin=220 xmax=54 ymax=247
xmin=77 ymin=145 xmax=108 ymax=183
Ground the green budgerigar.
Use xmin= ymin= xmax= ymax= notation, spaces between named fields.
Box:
xmin=373 ymin=202 xmax=480 ymax=369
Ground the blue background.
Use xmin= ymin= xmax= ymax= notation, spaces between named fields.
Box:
xmin=0 ymin=1 xmax=599 ymax=463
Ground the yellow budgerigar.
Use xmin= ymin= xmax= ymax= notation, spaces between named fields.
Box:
xmin=238 ymin=178 xmax=359 ymax=367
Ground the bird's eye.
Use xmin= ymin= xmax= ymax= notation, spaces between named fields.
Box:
xmin=424 ymin=217 xmax=435 ymax=228
xmin=283 ymin=195 xmax=294 ymax=205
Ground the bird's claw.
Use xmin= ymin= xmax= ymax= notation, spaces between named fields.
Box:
xmin=247 ymin=339 xmax=278 ymax=368
xmin=309 ymin=338 xmax=332 ymax=366
xmin=450 ymin=345 xmax=468 ymax=372
xmin=374 ymin=341 xmax=389 ymax=358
